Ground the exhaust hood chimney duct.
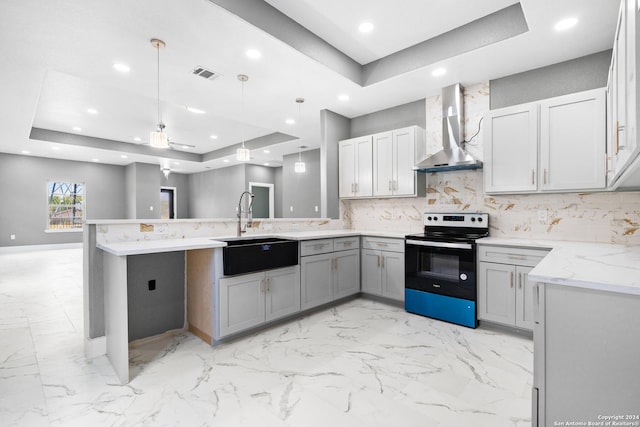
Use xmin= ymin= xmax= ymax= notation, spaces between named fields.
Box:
xmin=414 ymin=83 xmax=482 ymax=172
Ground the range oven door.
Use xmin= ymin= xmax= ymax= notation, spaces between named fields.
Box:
xmin=405 ymin=239 xmax=476 ymax=301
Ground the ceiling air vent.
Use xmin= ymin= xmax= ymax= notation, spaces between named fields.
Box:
xmin=192 ymin=66 xmax=221 ymax=81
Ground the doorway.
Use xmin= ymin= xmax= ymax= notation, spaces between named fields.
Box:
xmin=160 ymin=187 xmax=176 ymax=219
xmin=249 ymin=182 xmax=274 ymax=219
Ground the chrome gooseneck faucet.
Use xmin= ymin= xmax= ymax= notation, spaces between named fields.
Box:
xmin=236 ymin=191 xmax=254 ymax=237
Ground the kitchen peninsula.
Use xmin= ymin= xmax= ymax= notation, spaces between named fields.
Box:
xmin=83 ymin=218 xmax=408 ymax=384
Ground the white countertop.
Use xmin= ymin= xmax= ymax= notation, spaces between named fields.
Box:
xmin=97 ymin=229 xmax=408 ymax=256
xmin=479 ymin=237 xmax=640 ymax=296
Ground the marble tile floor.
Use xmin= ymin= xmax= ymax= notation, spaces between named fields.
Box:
xmin=0 ymin=247 xmax=533 ymax=426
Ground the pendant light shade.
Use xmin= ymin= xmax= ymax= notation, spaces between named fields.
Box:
xmin=237 ymin=74 xmax=250 ymax=161
xmin=150 ymin=38 xmax=170 ymax=149
xmin=294 ymin=98 xmax=306 ymax=173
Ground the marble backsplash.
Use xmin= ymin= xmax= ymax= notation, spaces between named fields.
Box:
xmin=342 ymin=82 xmax=640 ymax=245
xmin=93 ymin=218 xmax=345 ymax=244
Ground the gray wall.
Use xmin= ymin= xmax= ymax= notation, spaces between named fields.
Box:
xmin=126 ymin=163 xmax=162 ymax=220
xmin=0 ymin=153 xmax=126 ymax=246
xmin=320 ymin=109 xmax=351 ymax=219
xmin=350 ymin=99 xmax=426 ymax=138
xmin=282 ymin=149 xmax=321 ymax=218
xmin=188 ymin=165 xmax=245 ymax=218
xmin=274 ymin=167 xmax=283 ymax=218
xmin=490 ymin=49 xmax=612 ymax=109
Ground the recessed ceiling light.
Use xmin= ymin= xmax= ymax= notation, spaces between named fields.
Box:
xmin=72 ymin=126 xmax=82 ymax=132
xmin=285 ymin=118 xmax=295 ymax=125
xmin=173 ymin=162 xmax=180 ymax=165
xmin=246 ymin=49 xmax=262 ymax=59
xmin=263 ymin=149 xmax=270 ymax=154
xmin=182 ymin=145 xmax=191 ymax=149
xmin=338 ymin=94 xmax=350 ymax=102
xmin=186 ymin=106 xmax=206 ymax=114
xmin=264 ymin=162 xmax=269 ymax=166
xmin=87 ymin=108 xmax=98 ymax=115
xmin=113 ymin=63 xmax=130 ymax=73
xmin=223 ymin=159 xmax=230 ymax=163
xmin=120 ymin=155 xmax=128 ymax=159
xmin=133 ymin=137 xmax=142 ymax=142
xmin=92 ymin=158 xmax=100 ymax=162
xmin=555 ymin=17 xmax=578 ymax=31
xmin=359 ymin=22 xmax=374 ymax=33
xmin=21 ymin=150 xmax=30 ymax=155
xmin=432 ymin=67 xmax=446 ymax=77
xmin=52 ymin=146 xmax=60 ymax=150
xmin=210 ymin=134 xmax=218 ymax=139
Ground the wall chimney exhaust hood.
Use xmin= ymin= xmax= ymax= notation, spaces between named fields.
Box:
xmin=414 ymin=83 xmax=482 ymax=173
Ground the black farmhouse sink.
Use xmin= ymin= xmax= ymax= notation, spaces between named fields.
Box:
xmin=222 ymin=237 xmax=298 ymax=276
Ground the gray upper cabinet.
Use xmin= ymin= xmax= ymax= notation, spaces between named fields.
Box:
xmin=340 ymin=126 xmax=424 ymax=199
xmin=338 ymin=136 xmax=373 ymax=198
xmin=484 ymin=89 xmax=607 ymax=194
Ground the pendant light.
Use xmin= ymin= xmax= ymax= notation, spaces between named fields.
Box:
xmin=150 ymin=38 xmax=169 ymax=149
xmin=294 ymin=98 xmax=306 ymax=173
xmin=161 ymin=166 xmax=171 ymax=179
xmin=236 ymin=74 xmax=250 ymax=161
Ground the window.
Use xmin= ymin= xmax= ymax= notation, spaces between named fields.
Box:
xmin=47 ymin=181 xmax=84 ymax=230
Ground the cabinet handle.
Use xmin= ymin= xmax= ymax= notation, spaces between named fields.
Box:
xmin=381 ymin=256 xmax=385 ymax=268
xmin=260 ymin=279 xmax=265 ymax=293
xmin=335 ymin=258 xmax=339 ymax=270
xmin=377 ymin=255 xmax=380 ymax=267
xmin=393 ymin=180 xmax=397 ymax=191
xmin=267 ymin=277 xmax=271 ymax=293
xmin=616 ymin=121 xmax=626 ymax=153
xmin=388 ymin=180 xmax=392 ymax=191
xmin=355 ymin=183 xmax=359 ymax=193
xmin=518 ymin=272 xmax=522 ymax=289
xmin=531 ymin=169 xmax=535 ymax=185
xmin=510 ymin=271 xmax=514 ymax=289
xmin=606 ymin=154 xmax=612 ymax=174
xmin=543 ymin=169 xmax=547 ymax=185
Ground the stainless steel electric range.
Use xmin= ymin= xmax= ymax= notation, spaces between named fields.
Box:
xmin=404 ymin=212 xmax=489 ymax=328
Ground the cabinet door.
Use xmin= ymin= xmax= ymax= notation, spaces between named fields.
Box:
xmin=515 ymin=266 xmax=535 ymax=330
xmin=540 ymin=89 xmax=606 ymax=191
xmin=381 ymin=251 xmax=404 ymax=301
xmin=338 ymin=139 xmax=356 ymax=198
xmin=484 ymin=104 xmax=538 ymax=193
xmin=333 ymin=249 xmax=360 ymax=299
xmin=392 ymin=127 xmax=417 ymax=196
xmin=355 ymin=136 xmax=373 ymax=197
xmin=300 ymin=253 xmax=333 ymax=310
xmin=265 ymin=266 xmax=300 ymax=322
xmin=361 ymin=249 xmax=382 ymax=296
xmin=372 ymin=131 xmax=393 ymax=196
xmin=477 ymin=262 xmax=516 ymax=325
xmin=219 ymin=272 xmax=265 ymax=337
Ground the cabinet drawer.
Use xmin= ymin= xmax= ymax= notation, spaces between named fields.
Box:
xmin=478 ymin=245 xmax=550 ymax=267
xmin=362 ymin=236 xmax=404 ymax=253
xmin=300 ymin=239 xmax=334 ymax=256
xmin=333 ymin=236 xmax=360 ymax=251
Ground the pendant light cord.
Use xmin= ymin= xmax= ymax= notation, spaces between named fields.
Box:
xmin=157 ymin=42 xmax=161 ymax=127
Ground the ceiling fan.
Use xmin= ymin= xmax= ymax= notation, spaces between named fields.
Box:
xmin=147 ymin=122 xmax=196 ymax=150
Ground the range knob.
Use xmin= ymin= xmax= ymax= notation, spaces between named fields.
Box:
xmin=433 ymin=217 xmax=438 ymax=221
xmin=478 ymin=217 xmax=483 ymax=222
xmin=471 ymin=217 xmax=476 ymax=222
xmin=427 ymin=216 xmax=432 ymax=221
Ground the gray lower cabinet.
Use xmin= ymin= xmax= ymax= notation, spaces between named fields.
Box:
xmin=533 ymin=283 xmax=640 ymax=425
xmin=361 ymin=236 xmax=405 ymax=301
xmin=477 ymin=245 xmax=549 ymax=331
xmin=300 ymin=237 xmax=360 ymax=310
xmin=218 ymin=266 xmax=299 ymax=338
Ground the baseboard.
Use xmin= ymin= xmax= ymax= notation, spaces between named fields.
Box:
xmin=0 ymin=242 xmax=82 ymax=253
xmin=84 ymin=335 xmax=107 ymax=359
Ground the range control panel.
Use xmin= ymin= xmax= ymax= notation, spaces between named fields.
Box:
xmin=423 ymin=212 xmax=489 ymax=228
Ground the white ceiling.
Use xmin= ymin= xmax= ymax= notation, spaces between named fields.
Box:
xmin=0 ymin=0 xmax=619 ymax=174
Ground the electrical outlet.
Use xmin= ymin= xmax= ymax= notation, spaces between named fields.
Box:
xmin=314 ymin=205 xmax=318 ymax=212
xmin=149 ymin=206 xmax=154 ymax=211
xmin=290 ymin=206 xmax=294 ymax=212
xmin=148 ymin=279 xmax=156 ymax=291
xmin=537 ymin=210 xmax=548 ymax=223
xmin=10 ymin=234 xmax=16 ymax=240
xmin=155 ymin=225 xmax=168 ymax=234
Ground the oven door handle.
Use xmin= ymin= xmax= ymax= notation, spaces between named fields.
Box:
xmin=405 ymin=239 xmax=473 ymax=250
